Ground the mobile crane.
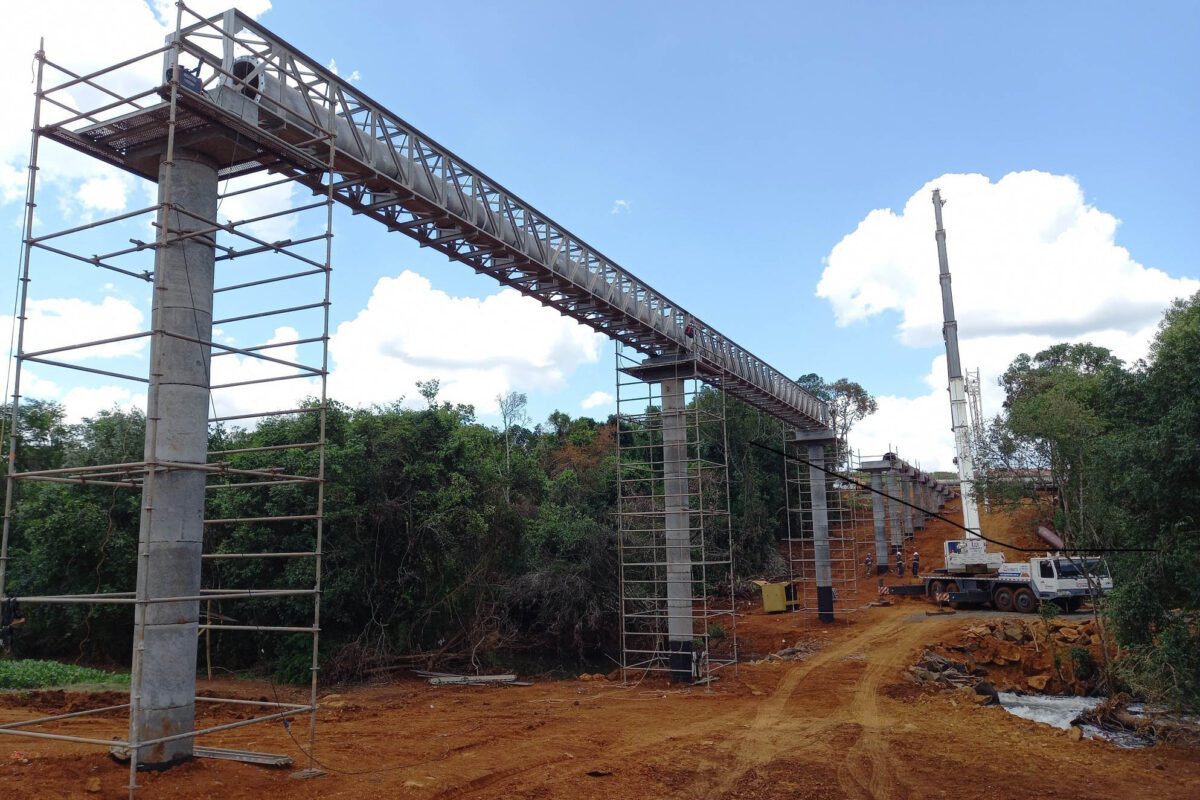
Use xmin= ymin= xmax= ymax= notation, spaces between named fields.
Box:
xmin=921 ymin=192 xmax=1113 ymax=612
xmin=922 ymin=538 xmax=1112 ymax=612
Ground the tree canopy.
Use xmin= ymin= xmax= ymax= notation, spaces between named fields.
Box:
xmin=979 ymin=292 xmax=1200 ymax=709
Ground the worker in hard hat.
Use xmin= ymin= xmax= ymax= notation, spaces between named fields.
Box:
xmin=911 ymin=550 xmax=921 ymax=578
xmin=894 ymin=545 xmax=904 ymax=577
xmin=864 ymin=551 xmax=873 ymax=577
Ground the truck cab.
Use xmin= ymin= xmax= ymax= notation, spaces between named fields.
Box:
xmin=1029 ymin=557 xmax=1113 ymax=606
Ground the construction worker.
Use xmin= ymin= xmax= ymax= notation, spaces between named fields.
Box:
xmin=864 ymin=551 xmax=873 ymax=577
xmin=894 ymin=545 xmax=904 ymax=576
xmin=911 ymin=550 xmax=921 ymax=578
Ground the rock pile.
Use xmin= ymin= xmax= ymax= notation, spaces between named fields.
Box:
xmin=915 ymin=616 xmax=1105 ymax=696
xmin=908 ymin=649 xmax=998 ymax=704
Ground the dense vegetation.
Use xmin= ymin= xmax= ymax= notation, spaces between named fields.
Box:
xmin=978 ymin=291 xmax=1200 ymax=710
xmin=0 ymin=383 xmax=812 ymax=682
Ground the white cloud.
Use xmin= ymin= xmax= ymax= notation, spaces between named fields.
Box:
xmin=216 ymin=171 xmax=298 ymax=244
xmin=209 ymin=325 xmax=319 ymax=420
xmin=326 ymin=58 xmax=361 ymax=84
xmin=580 ymin=390 xmax=613 ymax=411
xmin=12 ymin=368 xmax=143 ymax=423
xmin=18 ymin=369 xmax=63 ymax=401
xmin=3 ymin=1 xmax=273 ymax=210
xmin=820 ymin=171 xmax=1199 ymax=470
xmin=328 ymin=271 xmax=605 ymax=413
xmin=60 ymin=384 xmax=144 ymax=423
xmin=75 ymin=175 xmax=128 ymax=212
xmin=610 ymin=199 xmax=631 ymax=215
xmin=2 ymin=296 xmax=146 ymax=359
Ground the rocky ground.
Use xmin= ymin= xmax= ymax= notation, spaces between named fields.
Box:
xmin=914 ymin=614 xmax=1109 ymax=696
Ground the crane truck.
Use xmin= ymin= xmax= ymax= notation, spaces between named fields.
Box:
xmin=921 ymin=538 xmax=1113 ymax=612
xmin=917 ymin=194 xmax=1113 ymax=612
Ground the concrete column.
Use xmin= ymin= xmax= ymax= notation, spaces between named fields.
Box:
xmin=901 ymin=472 xmax=915 ymax=540
xmin=131 ymin=151 xmax=217 ymax=768
xmin=660 ymin=377 xmax=694 ymax=682
xmin=869 ymin=472 xmax=888 ymax=573
xmin=911 ymin=474 xmax=925 ymax=530
xmin=806 ymin=443 xmax=833 ymax=623
xmin=886 ymin=469 xmax=903 ymax=552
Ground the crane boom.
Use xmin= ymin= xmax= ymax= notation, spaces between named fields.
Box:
xmin=932 ymin=190 xmax=981 ymax=538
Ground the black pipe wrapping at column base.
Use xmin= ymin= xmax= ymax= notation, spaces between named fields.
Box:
xmin=817 ymin=585 xmax=835 ymax=623
xmin=876 ymin=564 xmax=890 ymax=576
xmin=668 ymin=640 xmax=694 ymax=683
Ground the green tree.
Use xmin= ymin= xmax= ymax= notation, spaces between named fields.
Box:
xmin=982 ymin=293 xmax=1200 ymax=709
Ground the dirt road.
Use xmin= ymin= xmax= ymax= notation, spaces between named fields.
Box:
xmin=3 ymin=603 xmax=1197 ymax=799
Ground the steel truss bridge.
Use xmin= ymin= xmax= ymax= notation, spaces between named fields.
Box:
xmin=51 ymin=8 xmax=830 ymax=432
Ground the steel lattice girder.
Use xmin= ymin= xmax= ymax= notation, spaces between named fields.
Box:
xmin=49 ymin=7 xmax=830 ymax=432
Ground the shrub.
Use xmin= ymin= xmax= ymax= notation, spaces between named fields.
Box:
xmin=0 ymin=659 xmax=129 ymax=690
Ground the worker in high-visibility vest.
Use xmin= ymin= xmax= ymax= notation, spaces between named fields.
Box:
xmin=911 ymin=550 xmax=921 ymax=578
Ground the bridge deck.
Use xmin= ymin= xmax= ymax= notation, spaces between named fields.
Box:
xmin=45 ymin=8 xmax=829 ymax=431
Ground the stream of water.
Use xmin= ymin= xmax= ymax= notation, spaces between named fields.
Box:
xmin=996 ymin=692 xmax=1152 ymax=748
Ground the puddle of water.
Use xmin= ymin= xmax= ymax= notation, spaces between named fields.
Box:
xmin=996 ymin=692 xmax=1152 ymax=748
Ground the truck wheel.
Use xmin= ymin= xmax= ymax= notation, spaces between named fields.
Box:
xmin=945 ymin=582 xmax=961 ymax=609
xmin=928 ymin=579 xmax=945 ymax=599
xmin=993 ymin=586 xmax=1015 ymax=612
xmin=1013 ymin=587 xmax=1038 ymax=614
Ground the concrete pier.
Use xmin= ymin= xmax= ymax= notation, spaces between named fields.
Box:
xmin=660 ymin=376 xmax=694 ymax=681
xmin=131 ymin=150 xmax=217 ymax=767
xmin=792 ymin=431 xmax=836 ymax=622
xmin=862 ymin=462 xmax=893 ymax=574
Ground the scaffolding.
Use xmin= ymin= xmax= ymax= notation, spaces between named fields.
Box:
xmin=783 ymin=436 xmax=867 ymax=615
xmin=0 ymin=5 xmax=336 ymax=795
xmin=614 ymin=345 xmax=736 ymax=682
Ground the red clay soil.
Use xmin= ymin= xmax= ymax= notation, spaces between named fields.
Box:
xmin=2 ymin=501 xmax=1196 ymax=800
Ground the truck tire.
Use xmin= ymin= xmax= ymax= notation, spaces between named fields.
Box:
xmin=945 ymin=581 xmax=961 ymax=609
xmin=1013 ymin=587 xmax=1038 ymax=614
xmin=928 ymin=579 xmax=945 ymax=599
xmin=993 ymin=586 xmax=1015 ymax=612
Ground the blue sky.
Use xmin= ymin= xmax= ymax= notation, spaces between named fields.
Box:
xmin=3 ymin=1 xmax=1198 ymax=468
